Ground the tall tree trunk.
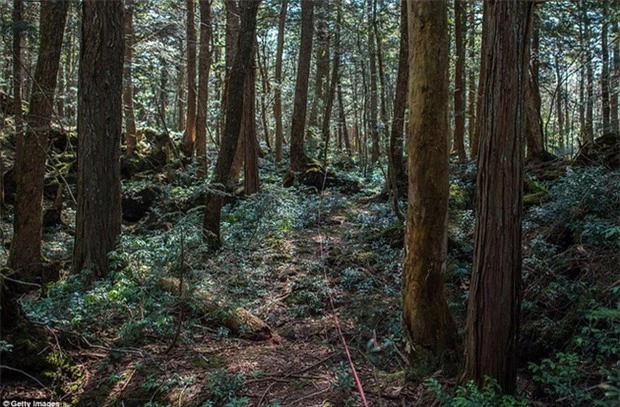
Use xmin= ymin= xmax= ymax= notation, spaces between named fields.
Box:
xmin=467 ymin=2 xmax=476 ymax=149
xmin=308 ymin=1 xmax=329 ymax=131
xmin=123 ymin=0 xmax=137 ymax=156
xmin=159 ymin=60 xmax=168 ymax=129
xmin=367 ymin=0 xmax=379 ymax=164
xmin=289 ymin=0 xmax=314 ymax=173
xmin=373 ymin=0 xmax=389 ymax=154
xmin=196 ymin=0 xmax=212 ymax=176
xmin=453 ymin=0 xmax=467 ymax=161
xmin=10 ymin=0 xmax=68 ymax=283
xmin=177 ymin=47 xmax=186 ymax=132
xmin=582 ymin=2 xmax=594 ymax=144
xmin=465 ymin=0 xmax=533 ymax=394
xmin=601 ymin=1 xmax=610 ymax=134
xmin=273 ymin=0 xmax=288 ymax=166
xmin=470 ymin=3 xmax=490 ymax=159
xmin=389 ymin=0 xmax=407 ymax=189
xmin=257 ymin=42 xmax=271 ymax=150
xmin=402 ymin=0 xmax=456 ymax=365
xmin=555 ymin=61 xmax=565 ymax=152
xmin=72 ymin=0 xmax=124 ymax=282
xmin=525 ymin=71 xmax=544 ymax=157
xmin=221 ymin=0 xmax=240 ymax=139
xmin=243 ymin=48 xmax=259 ymax=195
xmin=611 ymin=20 xmax=619 ymax=134
xmin=182 ymin=0 xmax=198 ymax=156
xmin=337 ymin=81 xmax=351 ymax=153
xmin=321 ymin=0 xmax=341 ymax=163
xmin=203 ymin=1 xmax=260 ymax=242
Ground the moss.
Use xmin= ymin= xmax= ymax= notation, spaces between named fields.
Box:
xmin=524 ymin=191 xmax=549 ymax=206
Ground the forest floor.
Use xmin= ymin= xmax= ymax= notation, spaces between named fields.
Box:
xmin=1 ymin=133 xmax=619 ymax=407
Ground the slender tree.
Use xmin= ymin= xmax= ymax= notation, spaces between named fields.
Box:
xmin=123 ymin=0 xmax=137 ymax=156
xmin=453 ymin=0 xmax=467 ymax=161
xmin=321 ymin=0 xmax=341 ymax=163
xmin=465 ymin=0 xmax=533 ymax=394
xmin=72 ymin=0 xmax=124 ymax=281
xmin=196 ymin=0 xmax=212 ymax=176
xmin=289 ymin=0 xmax=314 ymax=172
xmin=402 ymin=0 xmax=456 ymax=365
xmin=203 ymin=0 xmax=261 ymax=242
xmin=182 ymin=0 xmax=198 ymax=156
xmin=243 ymin=48 xmax=259 ymax=195
xmin=273 ymin=0 xmax=288 ymax=165
xmin=601 ymin=0 xmax=610 ymax=134
xmin=611 ymin=19 xmax=619 ymax=134
xmin=367 ymin=0 xmax=380 ymax=164
xmin=10 ymin=0 xmax=68 ymax=283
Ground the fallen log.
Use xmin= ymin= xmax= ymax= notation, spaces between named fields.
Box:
xmin=158 ymin=277 xmax=279 ymax=343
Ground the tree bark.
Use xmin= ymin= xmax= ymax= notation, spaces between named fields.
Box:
xmin=453 ymin=0 xmax=467 ymax=161
xmin=321 ymin=0 xmax=341 ymax=163
xmin=465 ymin=0 xmax=533 ymax=394
xmin=203 ymin=0 xmax=261 ymax=242
xmin=182 ymin=0 xmax=198 ymax=156
xmin=470 ymin=3 xmax=490 ymax=159
xmin=196 ymin=0 xmax=212 ymax=176
xmin=243 ymin=46 xmax=259 ymax=195
xmin=273 ymin=0 xmax=288 ymax=166
xmin=72 ymin=0 xmax=124 ymax=282
xmin=10 ymin=0 xmax=68 ymax=283
xmin=601 ymin=1 xmax=610 ymax=134
xmin=367 ymin=0 xmax=379 ymax=164
xmin=308 ymin=1 xmax=330 ymax=131
xmin=123 ymin=0 xmax=137 ymax=156
xmin=388 ymin=0 xmax=407 ymax=190
xmin=402 ymin=0 xmax=456 ymax=365
xmin=337 ymin=82 xmax=351 ymax=153
xmin=289 ymin=0 xmax=314 ymax=173
xmin=467 ymin=3 xmax=476 ymax=149
xmin=611 ymin=19 xmax=619 ymax=134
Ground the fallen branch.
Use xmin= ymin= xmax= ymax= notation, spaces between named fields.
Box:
xmin=158 ymin=277 xmax=279 ymax=342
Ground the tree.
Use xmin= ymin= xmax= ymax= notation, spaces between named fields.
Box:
xmin=273 ymin=0 xmax=288 ymax=165
xmin=10 ymin=0 xmax=68 ymax=283
xmin=453 ymin=0 xmax=467 ymax=161
xmin=123 ymin=0 xmax=137 ymax=156
xmin=465 ymin=0 xmax=534 ymax=394
xmin=402 ymin=0 xmax=456 ymax=365
xmin=289 ymin=0 xmax=314 ymax=173
xmin=196 ymin=0 xmax=212 ymax=176
xmin=321 ymin=0 xmax=341 ymax=163
xmin=367 ymin=0 xmax=379 ymax=164
xmin=72 ymin=0 xmax=124 ymax=282
xmin=601 ymin=0 xmax=610 ymax=134
xmin=203 ymin=0 xmax=261 ymax=242
xmin=243 ymin=47 xmax=259 ymax=195
xmin=388 ymin=0 xmax=407 ymax=193
xmin=182 ymin=0 xmax=197 ymax=156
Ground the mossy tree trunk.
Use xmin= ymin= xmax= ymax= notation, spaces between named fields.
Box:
xmin=389 ymin=0 xmax=407 ymax=191
xmin=10 ymin=0 xmax=68 ymax=283
xmin=464 ymin=0 xmax=533 ymax=394
xmin=72 ymin=0 xmax=124 ymax=281
xmin=402 ymin=0 xmax=456 ymax=366
xmin=123 ymin=0 xmax=137 ymax=157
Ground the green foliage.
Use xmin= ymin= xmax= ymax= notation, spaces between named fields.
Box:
xmin=424 ymin=377 xmax=529 ymax=407
xmin=204 ymin=369 xmax=245 ymax=403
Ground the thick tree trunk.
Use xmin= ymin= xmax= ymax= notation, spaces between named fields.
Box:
xmin=202 ymin=1 xmax=260 ymax=242
xmin=402 ymin=0 xmax=456 ymax=365
xmin=123 ymin=0 xmax=137 ymax=156
xmin=72 ymin=0 xmax=124 ymax=282
xmin=289 ymin=0 xmax=314 ymax=172
xmin=464 ymin=0 xmax=533 ymax=394
xmin=196 ymin=0 xmax=212 ymax=176
xmin=388 ymin=0 xmax=407 ymax=190
xmin=220 ymin=0 xmax=240 ymax=139
xmin=10 ymin=0 xmax=68 ymax=283
xmin=453 ymin=0 xmax=467 ymax=161
xmin=182 ymin=0 xmax=198 ymax=156
xmin=273 ymin=0 xmax=288 ymax=165
xmin=526 ymin=71 xmax=544 ymax=157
